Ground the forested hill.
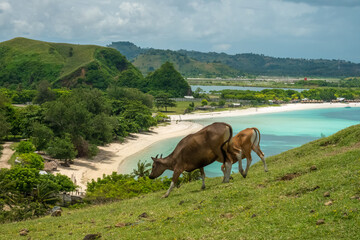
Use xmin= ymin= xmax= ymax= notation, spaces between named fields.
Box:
xmin=109 ymin=41 xmax=360 ymax=78
xmin=108 ymin=42 xmax=245 ymax=78
xmin=0 ymin=37 xmax=143 ymax=89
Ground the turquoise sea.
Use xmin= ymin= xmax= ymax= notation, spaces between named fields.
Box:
xmin=119 ymin=106 xmax=360 ymax=177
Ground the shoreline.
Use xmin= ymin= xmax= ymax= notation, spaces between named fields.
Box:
xmin=55 ymin=102 xmax=359 ymax=191
xmin=170 ymin=102 xmax=359 ymax=121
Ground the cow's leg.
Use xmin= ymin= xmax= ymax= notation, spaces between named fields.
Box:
xmin=243 ymin=151 xmax=252 ymax=178
xmin=222 ymin=160 xmax=232 ymax=183
xmin=162 ymin=170 xmax=181 ymax=198
xmin=200 ymin=167 xmax=206 ymax=190
xmin=237 ymin=151 xmax=247 ymax=178
xmin=253 ymin=146 xmax=268 ymax=172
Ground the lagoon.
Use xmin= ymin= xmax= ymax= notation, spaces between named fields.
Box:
xmin=119 ymin=106 xmax=360 ymax=177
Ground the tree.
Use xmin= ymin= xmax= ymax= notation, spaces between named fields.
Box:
xmin=33 ymin=80 xmax=56 ymax=104
xmin=0 ymin=113 xmax=10 ymax=139
xmin=155 ymin=93 xmax=176 ymax=112
xmin=30 ymin=122 xmax=54 ymax=151
xmin=132 ymin=160 xmax=151 ymax=178
xmin=145 ymin=62 xmax=191 ymax=97
xmin=46 ymin=135 xmax=77 ymax=166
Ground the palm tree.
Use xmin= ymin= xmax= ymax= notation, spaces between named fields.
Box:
xmin=132 ymin=160 xmax=151 ymax=178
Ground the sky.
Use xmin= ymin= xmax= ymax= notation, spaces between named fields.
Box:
xmin=0 ymin=0 xmax=359 ymax=63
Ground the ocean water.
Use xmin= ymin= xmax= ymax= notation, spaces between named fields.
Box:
xmin=119 ymin=106 xmax=360 ymax=177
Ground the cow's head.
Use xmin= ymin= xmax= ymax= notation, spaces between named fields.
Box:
xmin=149 ymin=154 xmax=166 ymax=179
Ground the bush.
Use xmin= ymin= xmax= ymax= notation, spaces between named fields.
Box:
xmin=201 ymin=99 xmax=208 ymax=106
xmin=18 ymin=153 xmax=44 ymax=170
xmin=85 ymin=172 xmax=170 ymax=202
xmin=15 ymin=140 xmax=35 ymax=154
xmin=0 ymin=167 xmax=76 ymax=223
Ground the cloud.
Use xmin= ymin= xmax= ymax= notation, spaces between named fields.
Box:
xmin=0 ymin=0 xmax=359 ymax=62
xmin=283 ymin=0 xmax=360 ymax=7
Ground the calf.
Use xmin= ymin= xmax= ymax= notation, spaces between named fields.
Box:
xmin=222 ymin=127 xmax=268 ymax=178
xmin=149 ymin=122 xmax=233 ymax=198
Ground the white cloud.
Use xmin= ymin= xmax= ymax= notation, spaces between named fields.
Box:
xmin=0 ymin=0 xmax=359 ymax=62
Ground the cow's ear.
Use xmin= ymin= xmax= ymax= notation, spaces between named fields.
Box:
xmin=151 ymin=157 xmax=157 ymax=162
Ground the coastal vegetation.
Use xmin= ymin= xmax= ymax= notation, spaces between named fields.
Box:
xmin=1 ymin=124 xmax=359 ymax=238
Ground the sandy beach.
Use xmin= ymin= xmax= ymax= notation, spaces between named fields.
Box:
xmin=1 ymin=102 xmax=358 ymax=191
xmin=169 ymin=102 xmax=359 ymax=121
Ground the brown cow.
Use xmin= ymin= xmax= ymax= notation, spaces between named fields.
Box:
xmin=149 ymin=122 xmax=233 ymax=198
xmin=222 ymin=127 xmax=268 ymax=178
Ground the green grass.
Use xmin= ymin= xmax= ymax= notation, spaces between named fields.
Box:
xmin=0 ymin=37 xmax=127 ymax=88
xmin=1 ymin=125 xmax=360 ymax=239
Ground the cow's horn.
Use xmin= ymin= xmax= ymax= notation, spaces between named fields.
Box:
xmin=155 ymin=154 xmax=159 ymax=159
xmin=160 ymin=154 xmax=163 ymax=158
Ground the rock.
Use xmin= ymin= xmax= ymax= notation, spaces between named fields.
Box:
xmin=251 ymin=214 xmax=257 ymax=218
xmin=323 ymin=192 xmax=330 ymax=197
xmin=221 ymin=213 xmax=233 ymax=219
xmin=44 ymin=161 xmax=57 ymax=171
xmin=19 ymin=229 xmax=29 ymax=236
xmin=324 ymin=200 xmax=333 ymax=206
xmin=83 ymin=233 xmax=101 ymax=240
xmin=179 ymin=200 xmax=185 ymax=205
xmin=310 ymin=165 xmax=317 ymax=171
xmin=138 ymin=212 xmax=149 ymax=218
xmin=310 ymin=209 xmax=315 ymax=213
xmin=115 ymin=222 xmax=126 ymax=228
xmin=316 ymin=219 xmax=325 ymax=225
xmin=350 ymin=195 xmax=360 ymax=200
xmin=51 ymin=210 xmax=62 ymax=217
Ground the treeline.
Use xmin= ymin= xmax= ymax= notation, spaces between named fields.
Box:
xmin=294 ymin=78 xmax=360 ymax=88
xmin=219 ymin=88 xmax=360 ymax=102
xmin=0 ymin=83 xmax=159 ymax=160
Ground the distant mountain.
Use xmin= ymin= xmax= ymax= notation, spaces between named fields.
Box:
xmin=108 ymin=42 xmax=245 ymax=78
xmin=109 ymin=41 xmax=360 ymax=78
xmin=0 ymin=38 xmax=143 ymax=89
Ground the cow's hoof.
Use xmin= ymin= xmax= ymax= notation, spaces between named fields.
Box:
xmin=201 ymin=186 xmax=206 ymax=190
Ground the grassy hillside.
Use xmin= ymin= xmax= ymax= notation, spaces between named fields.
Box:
xmin=109 ymin=41 xmax=360 ymax=78
xmin=0 ymin=38 xmax=141 ymax=89
xmin=108 ymin=42 xmax=244 ymax=78
xmin=1 ymin=124 xmax=360 ymax=239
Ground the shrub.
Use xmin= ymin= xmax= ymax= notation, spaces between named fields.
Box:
xmin=18 ymin=153 xmax=44 ymax=170
xmin=201 ymin=99 xmax=208 ymax=106
xmin=85 ymin=172 xmax=170 ymax=202
xmin=15 ymin=140 xmax=35 ymax=154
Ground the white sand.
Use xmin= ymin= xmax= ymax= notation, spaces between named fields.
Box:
xmin=170 ymin=102 xmax=359 ymax=121
xmin=22 ymin=102 xmax=360 ymax=191
xmin=0 ymin=142 xmax=14 ymax=169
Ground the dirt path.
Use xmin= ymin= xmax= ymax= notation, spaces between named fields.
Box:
xmin=0 ymin=142 xmax=14 ymax=169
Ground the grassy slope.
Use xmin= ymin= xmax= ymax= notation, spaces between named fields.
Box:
xmin=0 ymin=38 xmax=124 ymax=87
xmin=1 ymin=125 xmax=360 ymax=239
xmin=132 ymin=50 xmax=242 ymax=78
xmin=1 ymin=37 xmax=97 ymax=76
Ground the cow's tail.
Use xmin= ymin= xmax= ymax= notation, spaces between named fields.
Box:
xmin=252 ymin=127 xmax=261 ymax=147
xmin=221 ymin=124 xmax=233 ymax=163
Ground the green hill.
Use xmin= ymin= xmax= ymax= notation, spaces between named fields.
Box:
xmin=108 ymin=42 xmax=244 ymax=78
xmin=1 ymin=124 xmax=359 ymax=239
xmin=109 ymin=41 xmax=360 ymax=78
xmin=0 ymin=38 xmax=142 ymax=89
